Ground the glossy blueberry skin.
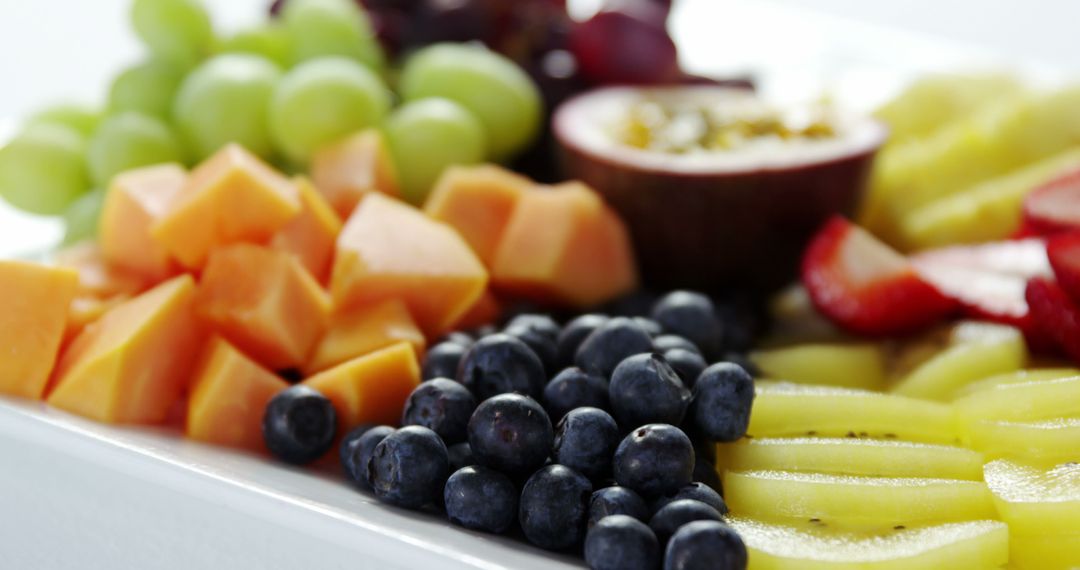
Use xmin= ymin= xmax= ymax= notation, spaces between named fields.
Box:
xmin=437 ymin=331 xmax=475 ymax=347
xmin=575 ymin=317 xmax=654 ymax=379
xmin=263 ymin=385 xmax=338 ymax=465
xmin=664 ymin=520 xmax=748 ymax=570
xmin=651 ymin=291 xmax=723 ymax=360
xmin=340 ymin=424 xmax=394 ymax=490
xmin=443 ymin=466 xmax=518 ymax=534
xmin=457 ymin=333 xmax=547 ymax=400
xmin=553 ymin=407 xmax=620 ymax=481
xmin=609 ymin=353 xmax=691 ymax=429
xmin=650 ymin=499 xmax=723 ymax=546
xmin=584 ymin=515 xmax=661 ymax=570
xmin=722 ymin=352 xmax=760 ymax=378
xmin=556 ymin=314 xmax=609 ymax=369
xmin=504 ymin=323 xmax=559 ymax=376
xmin=663 ymin=348 xmax=707 ymax=388
xmin=690 ymin=363 xmax=755 ymax=442
xmin=365 ymin=426 xmax=449 ymax=510
xmin=589 ymin=486 xmax=650 ymax=528
xmin=447 ymin=442 xmax=475 ymax=473
xmin=633 ymin=317 xmax=663 ymax=337
xmin=543 ymin=367 xmax=609 ymax=421
xmin=401 ymin=379 xmax=477 ymax=444
xmin=505 ymin=313 xmax=561 ymax=342
xmin=653 ymin=483 xmax=727 ymax=516
xmin=653 ymin=335 xmax=701 ymax=355
xmin=519 ymin=464 xmax=593 ymax=551
xmin=614 ymin=424 xmax=695 ymax=497
xmin=423 ymin=341 xmax=469 ymax=381
xmin=467 ymin=394 xmax=553 ymax=476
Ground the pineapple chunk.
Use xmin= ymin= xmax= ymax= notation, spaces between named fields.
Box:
xmin=730 ymin=517 xmax=1008 ymax=570
xmin=953 ymin=375 xmax=1080 ymax=435
xmin=1011 ymin=534 xmax=1080 ymax=570
xmin=952 ymin=367 xmax=1080 ymax=400
xmin=720 ymin=437 xmax=983 ymax=480
xmin=968 ymin=418 xmax=1080 ymax=463
xmin=748 ymin=382 xmax=957 ymax=444
xmin=750 ymin=343 xmax=886 ymax=390
xmin=984 ymin=459 xmax=1080 ymax=536
xmin=724 ymin=470 xmax=996 ymax=527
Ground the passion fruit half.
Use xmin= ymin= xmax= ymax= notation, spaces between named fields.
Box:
xmin=554 ymin=85 xmax=887 ymax=294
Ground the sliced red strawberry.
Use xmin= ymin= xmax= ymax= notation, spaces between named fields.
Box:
xmin=1022 ymin=168 xmax=1080 ymax=236
xmin=1047 ymin=232 xmax=1080 ymax=302
xmin=1026 ymin=276 xmax=1080 ymax=361
xmin=801 ymin=216 xmax=957 ymax=336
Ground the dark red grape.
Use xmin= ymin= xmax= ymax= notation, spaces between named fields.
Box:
xmin=570 ymin=5 xmax=680 ymax=85
xmin=404 ymin=0 xmax=496 ymax=48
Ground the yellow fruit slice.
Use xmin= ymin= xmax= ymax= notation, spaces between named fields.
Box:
xmin=984 ymin=459 xmax=1080 ymax=536
xmin=953 ymin=375 xmax=1080 ymax=433
xmin=750 ymin=343 xmax=886 ymax=390
xmin=730 ymin=517 xmax=1008 ymax=570
xmin=968 ymin=418 xmax=1080 ymax=463
xmin=952 ymin=367 xmax=1080 ymax=400
xmin=1011 ymin=534 xmax=1080 ymax=570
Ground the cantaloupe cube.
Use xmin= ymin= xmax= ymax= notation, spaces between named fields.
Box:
xmin=270 ymin=177 xmax=342 ymax=283
xmin=449 ymin=288 xmax=503 ymax=332
xmin=53 ymin=242 xmax=149 ymax=299
xmin=63 ymin=295 xmax=130 ymax=347
xmin=196 ymin=244 xmax=330 ymax=371
xmin=303 ymin=342 xmax=421 ymax=431
xmin=151 ymin=144 xmax=301 ymax=269
xmin=47 ymin=275 xmax=203 ymax=423
xmin=330 ymin=193 xmax=488 ymax=337
xmin=305 ymin=298 xmax=426 ymax=375
xmin=311 ymin=130 xmax=399 ymax=218
xmin=424 ymin=165 xmax=531 ymax=266
xmin=99 ymin=163 xmax=187 ymax=281
xmin=186 ymin=337 xmax=289 ymax=452
xmin=491 ymin=182 xmax=638 ymax=307
xmin=0 ymin=261 xmax=79 ymax=399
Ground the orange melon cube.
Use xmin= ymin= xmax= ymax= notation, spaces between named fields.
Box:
xmin=63 ymin=295 xmax=130 ymax=347
xmin=424 ymin=165 xmax=531 ymax=266
xmin=270 ymin=177 xmax=342 ymax=283
xmin=53 ymin=242 xmax=149 ymax=299
xmin=330 ymin=193 xmax=488 ymax=337
xmin=311 ymin=130 xmax=399 ymax=218
xmin=186 ymin=337 xmax=289 ymax=452
xmin=196 ymin=244 xmax=330 ymax=370
xmin=0 ymin=261 xmax=79 ymax=399
xmin=492 ymin=182 xmax=638 ymax=307
xmin=99 ymin=163 xmax=187 ymax=281
xmin=47 ymin=275 xmax=203 ymax=423
xmin=449 ymin=289 xmax=503 ymax=331
xmin=151 ymin=144 xmax=301 ymax=270
xmin=303 ymin=342 xmax=420 ymax=431
xmin=305 ymin=298 xmax=426 ymax=376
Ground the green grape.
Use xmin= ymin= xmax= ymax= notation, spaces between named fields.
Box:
xmin=217 ymin=24 xmax=291 ymax=69
xmin=383 ymin=98 xmax=486 ymax=204
xmin=0 ymin=124 xmax=90 ymax=216
xmin=173 ymin=54 xmax=283 ymax=160
xmin=62 ymin=188 xmax=105 ymax=245
xmin=281 ymin=0 xmax=384 ymax=71
xmin=269 ymin=56 xmax=391 ymax=164
xmin=131 ymin=0 xmax=215 ymax=67
xmin=28 ymin=104 xmax=102 ymax=139
xmin=87 ymin=112 xmax=184 ymax=186
xmin=108 ymin=58 xmax=186 ymax=119
xmin=399 ymin=43 xmax=542 ymax=161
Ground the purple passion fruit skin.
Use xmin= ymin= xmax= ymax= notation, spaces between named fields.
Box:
xmin=553 ymin=86 xmax=887 ymax=294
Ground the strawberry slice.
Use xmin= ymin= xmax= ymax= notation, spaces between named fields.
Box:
xmin=1047 ymin=232 xmax=1080 ymax=302
xmin=1026 ymin=276 xmax=1080 ymax=361
xmin=1022 ymin=168 xmax=1080 ymax=236
xmin=801 ymin=216 xmax=956 ymax=336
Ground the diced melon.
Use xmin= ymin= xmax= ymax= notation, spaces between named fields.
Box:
xmin=303 ymin=342 xmax=421 ymax=432
xmin=53 ymin=242 xmax=149 ymax=299
xmin=330 ymin=193 xmax=488 ymax=336
xmin=890 ymin=322 xmax=1026 ymax=401
xmin=724 ymin=470 xmax=996 ymax=527
xmin=1011 ymin=534 xmax=1080 ymax=570
xmin=270 ymin=177 xmax=342 ymax=283
xmin=152 ymin=144 xmax=301 ymax=269
xmin=196 ymin=244 xmax=330 ymax=370
xmin=63 ymin=295 xmax=130 ymax=347
xmin=311 ymin=130 xmax=399 ymax=218
xmin=953 ymin=367 xmax=1080 ymax=399
xmin=47 ymin=275 xmax=203 ymax=423
xmin=98 ymin=163 xmax=187 ymax=281
xmin=984 ymin=459 xmax=1080 ymax=536
xmin=953 ymin=375 xmax=1080 ymax=433
xmin=304 ymin=298 xmax=426 ymax=376
xmin=186 ymin=337 xmax=289 ymax=452
xmin=448 ymin=288 xmax=502 ymax=331
xmin=0 ymin=261 xmax=79 ymax=399
xmin=968 ymin=417 xmax=1080 ymax=463
xmin=750 ymin=343 xmax=886 ymax=390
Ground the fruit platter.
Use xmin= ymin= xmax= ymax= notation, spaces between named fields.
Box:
xmin=5 ymin=1 xmax=1080 ymax=568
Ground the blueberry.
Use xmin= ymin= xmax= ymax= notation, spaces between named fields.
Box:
xmin=443 ymin=466 xmax=518 ymax=534
xmin=468 ymin=394 xmax=553 ymax=475
xmin=651 ymin=291 xmax=723 ymax=360
xmin=575 ymin=316 xmax=654 ymax=378
xmin=505 ymin=313 xmax=561 ymax=342
xmin=504 ymin=323 xmax=558 ymax=376
xmin=519 ymin=464 xmax=593 ymax=551
xmin=693 ymin=458 xmax=723 ymax=495
xmin=437 ymin=331 xmax=475 ymax=347
xmin=649 ymin=499 xmax=723 ymax=546
xmin=589 ymin=486 xmax=650 ymax=527
xmin=633 ymin=316 xmax=663 ymax=337
xmin=664 ymin=520 xmax=748 ymax=570
xmin=423 ymin=341 xmax=469 ymax=381
xmin=663 ymin=348 xmax=707 ymax=388
xmin=543 ymin=367 xmax=609 ymax=421
xmin=447 ymin=441 xmax=475 ymax=472
xmin=553 ymin=407 xmax=620 ymax=481
xmin=609 ymin=353 xmax=691 ymax=429
xmin=682 ymin=423 xmax=718 ymax=464
xmin=652 ymin=483 xmax=727 ymax=515
xmin=722 ymin=352 xmax=760 ymax=377
xmin=690 ymin=363 xmax=755 ymax=442
xmin=340 ymin=424 xmax=394 ymax=490
xmin=262 ymin=385 xmax=337 ymax=465
xmin=469 ymin=324 xmax=499 ymax=338
xmin=653 ymin=335 xmax=701 ymax=355
xmin=584 ymin=515 xmax=660 ymax=570
xmin=556 ymin=314 xmax=608 ymax=369
xmin=458 ymin=334 xmax=547 ymax=400
xmin=401 ymin=378 xmax=477 ymax=444
xmin=365 ymin=426 xmax=449 ymax=510
xmin=614 ymin=424 xmax=694 ymax=497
